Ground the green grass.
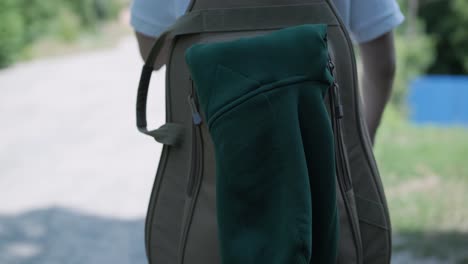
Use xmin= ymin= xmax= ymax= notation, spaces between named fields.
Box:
xmin=374 ymin=105 xmax=468 ymax=262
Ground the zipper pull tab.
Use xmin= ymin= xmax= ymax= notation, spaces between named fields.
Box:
xmin=189 ymin=97 xmax=202 ymax=125
xmin=333 ymin=82 xmax=344 ymax=119
xmin=328 ymin=58 xmax=335 ymax=76
xmin=327 ymin=57 xmax=343 ymax=119
xmin=188 ymin=77 xmax=202 ymax=125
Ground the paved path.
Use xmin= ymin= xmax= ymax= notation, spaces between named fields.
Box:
xmin=0 ymin=36 xmax=445 ymax=264
xmin=0 ymin=36 xmax=163 ymax=263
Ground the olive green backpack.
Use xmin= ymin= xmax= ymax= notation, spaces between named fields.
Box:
xmin=136 ymin=0 xmax=392 ymax=263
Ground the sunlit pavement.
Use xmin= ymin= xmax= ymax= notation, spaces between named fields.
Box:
xmin=0 ymin=36 xmax=442 ymax=264
xmin=0 ymin=36 xmax=164 ymax=263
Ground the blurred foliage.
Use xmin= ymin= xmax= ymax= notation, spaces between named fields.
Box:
xmin=21 ymin=0 xmax=61 ymax=43
xmin=0 ymin=0 xmax=24 ymax=68
xmin=0 ymin=0 xmax=124 ymax=68
xmin=65 ymin=0 xmax=121 ymax=27
xmin=419 ymin=0 xmax=468 ymax=74
xmin=392 ymin=26 xmax=434 ymax=110
xmin=391 ymin=0 xmax=435 ymax=110
xmin=55 ymin=8 xmax=82 ymax=42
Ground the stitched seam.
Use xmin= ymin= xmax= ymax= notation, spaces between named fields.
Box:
xmin=218 ymin=64 xmax=262 ymax=85
xmin=207 ymin=64 xmax=261 ymax=120
xmin=358 ymin=218 xmax=389 ymax=230
xmin=208 ymin=77 xmax=329 ymax=129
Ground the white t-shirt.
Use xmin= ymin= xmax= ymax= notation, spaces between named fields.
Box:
xmin=130 ymin=0 xmax=404 ymax=43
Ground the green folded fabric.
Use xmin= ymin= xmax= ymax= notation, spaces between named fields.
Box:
xmin=185 ymin=24 xmax=339 ymax=264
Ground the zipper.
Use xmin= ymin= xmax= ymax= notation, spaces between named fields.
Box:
xmin=186 ymin=77 xmax=203 ymax=196
xmin=179 ymin=77 xmax=204 ymax=264
xmin=327 ymin=58 xmax=363 ymax=263
xmin=328 ymin=58 xmax=351 ymax=190
xmin=332 ymin=83 xmax=352 ymax=191
xmin=188 ymin=77 xmax=203 ymax=126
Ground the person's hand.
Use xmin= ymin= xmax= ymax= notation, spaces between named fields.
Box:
xmin=135 ymin=31 xmax=170 ymax=70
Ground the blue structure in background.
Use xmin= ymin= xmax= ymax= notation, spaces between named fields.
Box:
xmin=408 ymin=75 xmax=468 ymax=126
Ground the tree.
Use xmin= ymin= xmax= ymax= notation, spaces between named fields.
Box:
xmin=419 ymin=0 xmax=468 ymax=74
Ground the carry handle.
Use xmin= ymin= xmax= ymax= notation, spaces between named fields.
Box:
xmin=135 ymin=31 xmax=187 ymax=145
xmin=136 ymin=31 xmax=170 ymax=134
xmin=135 ymin=11 xmax=202 ymax=144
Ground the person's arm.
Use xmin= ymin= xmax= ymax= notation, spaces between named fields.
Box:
xmin=346 ymin=0 xmax=404 ymax=144
xmin=130 ymin=0 xmax=189 ymax=68
xmin=358 ymin=31 xmax=397 ymax=144
xmin=135 ymin=32 xmax=167 ymax=70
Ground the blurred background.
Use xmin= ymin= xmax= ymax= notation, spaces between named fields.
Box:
xmin=0 ymin=0 xmax=467 ymax=263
